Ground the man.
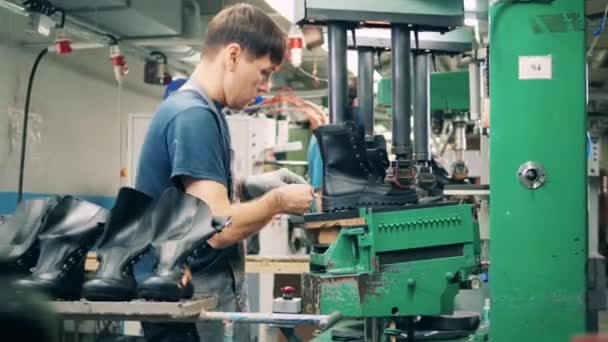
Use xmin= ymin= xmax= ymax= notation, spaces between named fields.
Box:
xmin=135 ymin=4 xmax=313 ymax=341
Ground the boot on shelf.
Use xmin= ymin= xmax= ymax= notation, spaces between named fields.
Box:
xmin=14 ymin=196 xmax=108 ymax=300
xmin=82 ymin=187 xmax=155 ymax=301
xmin=137 ymin=188 xmax=229 ymax=302
xmin=0 ymin=197 xmax=60 ymax=274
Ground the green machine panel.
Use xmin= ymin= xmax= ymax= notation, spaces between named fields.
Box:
xmin=303 ymin=203 xmax=481 ymax=318
xmin=378 ymin=71 xmax=470 ymax=113
xmin=489 ymin=1 xmax=587 ymax=341
xmin=296 ymin=0 xmax=464 ymax=30
xmin=430 ymin=71 xmax=470 ymax=113
xmin=346 ymin=27 xmax=474 ymax=54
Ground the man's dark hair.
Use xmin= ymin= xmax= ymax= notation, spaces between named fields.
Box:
xmin=203 ymin=3 xmax=286 ymax=65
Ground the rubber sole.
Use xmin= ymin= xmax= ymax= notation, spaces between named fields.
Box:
xmin=82 ymin=284 xmax=134 ymax=302
xmin=138 ymin=289 xmax=181 ymax=302
xmin=137 ymin=281 xmax=194 ymax=302
xmin=321 ymin=193 xmax=419 ymax=212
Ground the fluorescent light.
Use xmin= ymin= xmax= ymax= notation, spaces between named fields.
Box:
xmin=464 ymin=0 xmax=476 ymax=11
xmin=264 ymin=0 xmax=296 ymax=22
xmin=357 ymin=28 xmax=390 ymax=39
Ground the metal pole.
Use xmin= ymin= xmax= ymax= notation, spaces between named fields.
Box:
xmin=278 ymin=327 xmax=303 ymax=342
xmin=365 ymin=317 xmax=379 ymax=342
xmin=407 ymin=317 xmax=415 ymax=342
xmin=328 ymin=22 xmax=348 ymax=123
xmin=454 ymin=115 xmax=467 ymax=161
xmin=53 ymin=303 xmax=341 ymax=328
xmin=357 ymin=47 xmax=375 ymax=135
xmin=469 ymin=62 xmax=481 ymax=121
xmin=223 ymin=321 xmax=235 ymax=342
xmin=413 ymin=53 xmax=430 ymax=161
xmin=391 ymin=25 xmax=412 ymax=154
xmin=195 ymin=311 xmax=342 ymax=329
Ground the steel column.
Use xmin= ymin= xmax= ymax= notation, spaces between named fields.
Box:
xmin=328 ymin=22 xmax=348 ymax=123
xmin=357 ymin=47 xmax=375 ymax=135
xmin=469 ymin=62 xmax=481 ymax=122
xmin=391 ymin=25 xmax=412 ymax=154
xmin=413 ymin=53 xmax=430 ymax=161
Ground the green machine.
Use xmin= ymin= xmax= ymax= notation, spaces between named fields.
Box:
xmin=295 ymin=0 xmax=596 ymax=341
xmin=489 ymin=0 xmax=590 ymax=341
xmin=378 ymin=71 xmax=471 ymax=113
xmin=295 ymin=0 xmax=487 ymax=340
xmin=303 ymin=203 xmax=481 ymax=332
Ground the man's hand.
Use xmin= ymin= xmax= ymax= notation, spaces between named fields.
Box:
xmin=240 ymin=168 xmax=308 ymax=201
xmin=269 ymin=184 xmax=314 ymax=214
xmin=306 ymin=109 xmax=328 ymax=130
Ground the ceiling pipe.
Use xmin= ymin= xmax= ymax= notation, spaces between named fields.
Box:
xmin=0 ymin=0 xmax=195 ymax=73
xmin=123 ymin=0 xmax=204 ymax=50
xmin=0 ymin=0 xmax=22 ymax=15
xmin=122 ymin=38 xmax=204 ymax=46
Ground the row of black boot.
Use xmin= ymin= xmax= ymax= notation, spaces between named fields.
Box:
xmin=0 ymin=187 xmax=227 ymax=302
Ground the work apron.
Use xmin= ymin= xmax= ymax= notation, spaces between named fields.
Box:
xmin=178 ymin=80 xmax=250 ymax=341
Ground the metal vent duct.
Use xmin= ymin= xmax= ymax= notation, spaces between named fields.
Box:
xmin=50 ymin=0 xmax=184 ymax=38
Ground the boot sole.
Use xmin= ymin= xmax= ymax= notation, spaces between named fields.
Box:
xmin=83 ymin=292 xmax=132 ymax=302
xmin=137 ymin=281 xmax=193 ymax=302
xmin=82 ymin=285 xmax=134 ymax=302
xmin=322 ymin=193 xmax=418 ymax=212
xmin=138 ymin=287 xmax=182 ymax=302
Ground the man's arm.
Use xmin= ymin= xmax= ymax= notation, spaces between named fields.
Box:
xmin=182 ymin=177 xmax=312 ymax=249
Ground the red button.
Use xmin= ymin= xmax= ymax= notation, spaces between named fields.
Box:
xmin=281 ymin=286 xmax=295 ymax=295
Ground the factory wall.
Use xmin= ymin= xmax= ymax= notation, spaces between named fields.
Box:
xmin=0 ymin=42 xmax=163 ymax=213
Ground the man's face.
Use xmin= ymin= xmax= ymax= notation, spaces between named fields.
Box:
xmin=224 ymin=53 xmax=277 ymax=109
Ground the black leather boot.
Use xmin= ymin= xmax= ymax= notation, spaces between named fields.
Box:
xmin=365 ymin=135 xmax=390 ymax=179
xmin=82 ymin=187 xmax=155 ymax=301
xmin=314 ymin=121 xmax=418 ymax=211
xmin=137 ymin=188 xmax=227 ymax=302
xmin=14 ymin=196 xmax=108 ymax=300
xmin=0 ymin=197 xmax=59 ymax=274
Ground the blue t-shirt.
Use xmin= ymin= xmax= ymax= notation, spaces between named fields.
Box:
xmin=133 ymin=88 xmax=232 ymax=280
xmin=135 ymin=89 xmax=231 ymax=198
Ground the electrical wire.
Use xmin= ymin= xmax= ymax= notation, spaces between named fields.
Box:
xmin=261 ymin=95 xmax=326 ymax=117
xmin=17 ymin=48 xmax=48 ymax=203
xmin=23 ymin=0 xmax=66 ymax=28
xmin=117 ymin=82 xmax=127 ymax=187
xmin=296 ymin=67 xmax=328 ymax=83
xmin=104 ymin=34 xmax=119 ymax=45
xmin=49 ymin=7 xmax=65 ymax=28
xmin=588 ymin=0 xmax=608 ymax=58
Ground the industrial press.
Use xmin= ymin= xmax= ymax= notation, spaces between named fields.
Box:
xmin=295 ymin=0 xmax=596 ymax=341
xmin=296 ymin=1 xmax=485 ymax=340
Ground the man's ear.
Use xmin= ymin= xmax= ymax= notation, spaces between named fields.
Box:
xmin=224 ymin=43 xmax=242 ymax=72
